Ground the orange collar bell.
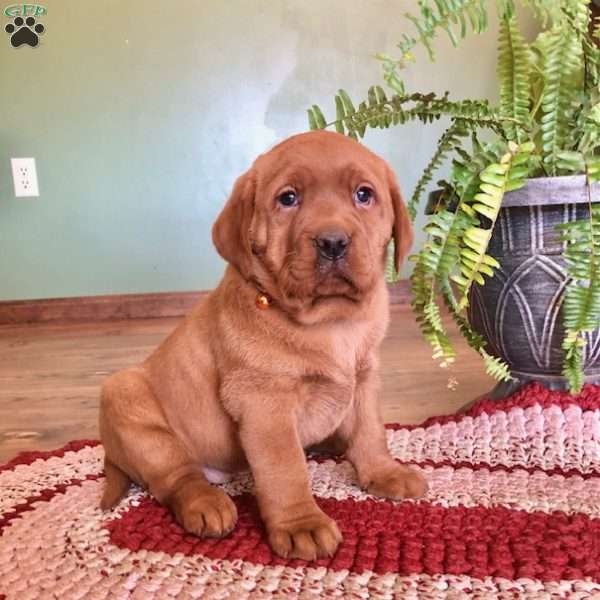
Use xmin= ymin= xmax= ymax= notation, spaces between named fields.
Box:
xmin=255 ymin=292 xmax=272 ymax=310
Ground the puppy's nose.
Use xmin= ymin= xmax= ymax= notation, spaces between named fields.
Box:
xmin=316 ymin=231 xmax=350 ymax=260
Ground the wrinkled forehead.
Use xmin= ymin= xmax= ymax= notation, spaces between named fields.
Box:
xmin=254 ymin=134 xmax=388 ymax=191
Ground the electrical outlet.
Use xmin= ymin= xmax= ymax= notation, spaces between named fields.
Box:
xmin=11 ymin=158 xmax=39 ymax=197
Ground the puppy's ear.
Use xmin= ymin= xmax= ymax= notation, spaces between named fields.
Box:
xmin=212 ymin=169 xmax=257 ymax=277
xmin=387 ymin=166 xmax=413 ymax=273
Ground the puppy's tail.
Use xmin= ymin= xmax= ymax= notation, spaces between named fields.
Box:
xmin=100 ymin=458 xmax=131 ymax=510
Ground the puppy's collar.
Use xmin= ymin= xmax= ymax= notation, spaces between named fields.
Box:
xmin=255 ymin=292 xmax=272 ymax=310
xmin=247 ymin=278 xmax=273 ymax=310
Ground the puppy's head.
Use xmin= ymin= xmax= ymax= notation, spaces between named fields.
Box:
xmin=212 ymin=130 xmax=412 ymax=323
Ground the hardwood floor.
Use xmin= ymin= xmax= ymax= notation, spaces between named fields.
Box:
xmin=0 ymin=306 xmax=492 ymax=464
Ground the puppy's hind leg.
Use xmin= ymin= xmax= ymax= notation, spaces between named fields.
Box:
xmin=100 ymin=458 xmax=131 ymax=510
xmin=99 ymin=369 xmax=238 ymax=537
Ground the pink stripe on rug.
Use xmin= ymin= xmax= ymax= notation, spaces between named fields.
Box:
xmin=0 ymin=474 xmax=101 ymax=536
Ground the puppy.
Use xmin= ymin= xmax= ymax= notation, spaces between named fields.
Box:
xmin=99 ymin=130 xmax=427 ymax=561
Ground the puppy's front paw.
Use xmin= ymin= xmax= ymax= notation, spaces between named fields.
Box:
xmin=176 ymin=486 xmax=238 ymax=538
xmin=268 ymin=509 xmax=342 ymax=561
xmin=366 ymin=463 xmax=428 ymax=500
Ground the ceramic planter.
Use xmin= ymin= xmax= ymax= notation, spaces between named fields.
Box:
xmin=464 ymin=175 xmax=600 ymax=398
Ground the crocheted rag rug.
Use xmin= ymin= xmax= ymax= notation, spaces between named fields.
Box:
xmin=2 ymin=383 xmax=600 ymax=599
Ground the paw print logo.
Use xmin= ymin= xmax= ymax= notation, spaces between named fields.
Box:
xmin=5 ymin=16 xmax=45 ymax=48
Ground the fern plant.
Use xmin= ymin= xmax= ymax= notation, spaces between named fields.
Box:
xmin=308 ymin=0 xmax=600 ymax=392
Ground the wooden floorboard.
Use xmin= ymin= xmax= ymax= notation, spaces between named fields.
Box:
xmin=0 ymin=282 xmax=411 ymax=325
xmin=0 ymin=306 xmax=492 ymax=463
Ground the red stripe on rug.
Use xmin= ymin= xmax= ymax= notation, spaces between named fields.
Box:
xmin=105 ymin=493 xmax=600 ymax=582
xmin=415 ymin=458 xmax=600 ymax=480
xmin=0 ymin=439 xmax=100 ymax=474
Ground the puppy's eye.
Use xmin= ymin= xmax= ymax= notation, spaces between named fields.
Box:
xmin=278 ymin=190 xmax=298 ymax=207
xmin=354 ymin=186 xmax=374 ymax=206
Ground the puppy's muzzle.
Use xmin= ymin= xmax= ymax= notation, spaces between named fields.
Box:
xmin=315 ymin=231 xmax=350 ymax=261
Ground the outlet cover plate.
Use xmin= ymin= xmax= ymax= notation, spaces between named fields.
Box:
xmin=11 ymin=158 xmax=39 ymax=197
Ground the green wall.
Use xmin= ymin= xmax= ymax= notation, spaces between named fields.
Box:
xmin=0 ymin=1 xmax=533 ymax=301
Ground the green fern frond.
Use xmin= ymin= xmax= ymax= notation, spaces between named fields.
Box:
xmin=562 ymin=330 xmax=585 ymax=392
xmin=409 ymin=155 xmax=480 ymax=371
xmin=426 ymin=209 xmax=477 ymax=279
xmin=442 ymin=267 xmax=512 ymax=383
xmin=452 ymin=141 xmax=535 ymax=309
xmin=557 ymin=150 xmax=587 ymax=173
xmin=497 ymin=15 xmax=532 ymax=142
xmin=588 ymin=157 xmax=600 ymax=183
xmin=410 ymin=213 xmax=469 ymax=369
xmin=409 ymin=138 xmax=534 ymax=382
xmin=557 ymin=166 xmax=600 ymax=392
xmin=567 ymin=0 xmax=593 ymax=30
xmin=410 ymin=256 xmax=457 ymax=368
xmin=480 ymin=348 xmax=513 ymax=381
xmin=445 ymin=276 xmax=512 ymax=384
xmin=578 ymin=100 xmax=600 ymax=154
xmin=536 ymin=28 xmax=584 ymax=174
xmin=307 ymin=105 xmax=327 ymax=130
xmin=558 ymin=147 xmax=600 ymax=175
xmin=385 ymin=241 xmax=400 ymax=283
xmin=375 ymin=53 xmax=408 ymax=95
xmin=522 ymin=0 xmax=564 ymax=26
xmin=308 ymin=89 xmax=526 ymax=142
xmin=522 ymin=0 xmax=590 ymax=29
xmin=561 ymin=1 xmax=599 ymax=93
xmin=397 ymin=0 xmax=489 ymax=65
xmin=408 ymin=120 xmax=469 ymax=220
xmin=582 ymin=23 xmax=599 ymax=92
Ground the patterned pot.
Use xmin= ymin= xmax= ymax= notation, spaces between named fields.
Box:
xmin=463 ymin=175 xmax=600 ymax=398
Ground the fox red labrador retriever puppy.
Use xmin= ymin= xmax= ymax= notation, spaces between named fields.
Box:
xmin=99 ymin=130 xmax=427 ymax=561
